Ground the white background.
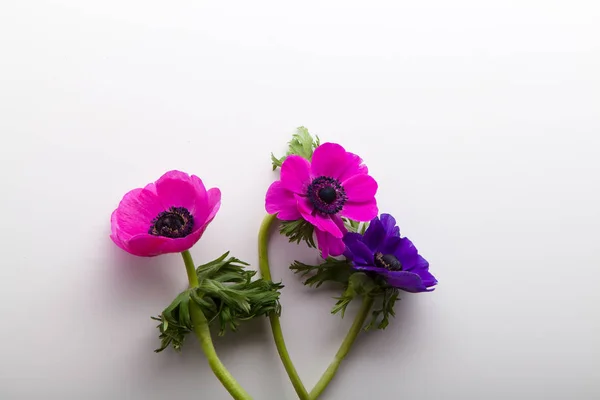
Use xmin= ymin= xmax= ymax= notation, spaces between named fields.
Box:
xmin=1 ymin=1 xmax=599 ymax=399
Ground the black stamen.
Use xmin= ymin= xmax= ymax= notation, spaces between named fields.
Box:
xmin=307 ymin=176 xmax=347 ymax=215
xmin=374 ymin=252 xmax=402 ymax=271
xmin=318 ymin=187 xmax=337 ymax=204
xmin=149 ymin=207 xmax=194 ymax=238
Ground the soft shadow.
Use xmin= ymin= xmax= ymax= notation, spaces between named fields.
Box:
xmin=138 ymin=314 xmax=286 ymax=399
xmin=103 ymin=242 xmax=182 ymax=304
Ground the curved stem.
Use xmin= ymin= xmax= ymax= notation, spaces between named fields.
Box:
xmin=258 ymin=214 xmax=310 ymax=400
xmin=309 ymin=296 xmax=375 ymax=399
xmin=181 ymin=250 xmax=253 ymax=400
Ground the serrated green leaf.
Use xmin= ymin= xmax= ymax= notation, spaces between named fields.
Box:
xmin=290 ymin=257 xmax=353 ymax=288
xmin=153 ymin=252 xmax=283 ymax=352
xmin=271 ymin=126 xmax=321 ymax=170
xmin=279 ymin=219 xmax=316 ymax=248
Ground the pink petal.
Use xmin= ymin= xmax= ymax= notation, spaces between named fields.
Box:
xmin=311 ymin=143 xmax=348 ymax=180
xmin=190 ymin=175 xmax=209 ymax=218
xmin=296 ymin=195 xmax=344 ymax=238
xmin=311 ymin=143 xmax=369 ymax=183
xmin=110 ymin=209 xmax=129 ymax=251
xmin=342 ymin=174 xmax=378 ymax=203
xmin=341 ymin=199 xmax=378 ymax=222
xmin=204 ymin=187 xmax=222 ymax=223
xmin=315 ymin=228 xmax=346 ymax=258
xmin=155 ymin=170 xmax=198 ymax=211
xmin=113 ymin=186 xmax=164 ymax=237
xmin=295 ymin=195 xmax=344 ymax=237
xmin=266 ymin=181 xmax=301 ymax=220
xmin=280 ymin=155 xmax=311 ymax=194
xmin=124 ymin=234 xmax=169 ymax=257
xmin=339 ymin=152 xmax=369 ymax=182
xmin=156 ymin=225 xmax=207 ymax=254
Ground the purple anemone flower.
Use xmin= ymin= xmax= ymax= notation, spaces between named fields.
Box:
xmin=343 ymin=214 xmax=437 ymax=293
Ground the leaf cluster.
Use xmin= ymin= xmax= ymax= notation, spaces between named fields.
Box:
xmin=152 ymin=252 xmax=283 ymax=353
xmin=279 ymin=219 xmax=316 ymax=248
xmin=290 ymin=257 xmax=401 ymax=331
xmin=271 ymin=126 xmax=320 ymax=170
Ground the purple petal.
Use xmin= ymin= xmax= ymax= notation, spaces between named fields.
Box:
xmin=382 ymin=270 xmax=434 ymax=293
xmin=362 ymin=217 xmax=385 ymax=251
xmin=343 ymin=233 xmax=374 ymax=264
xmin=380 ymin=213 xmax=400 ymax=237
xmin=379 ymin=236 xmax=402 ymax=255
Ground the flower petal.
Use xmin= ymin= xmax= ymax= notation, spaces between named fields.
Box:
xmin=113 ymin=186 xmax=164 ymax=237
xmin=155 ymin=170 xmax=197 ymax=211
xmin=265 ymin=181 xmax=301 ymax=220
xmin=341 ymin=199 xmax=378 ymax=222
xmin=157 ymin=225 xmax=208 ymax=255
xmin=418 ymin=269 xmax=438 ymax=288
xmin=204 ymin=187 xmax=222 ymax=223
xmin=382 ymin=270 xmax=434 ymax=293
xmin=361 ymin=217 xmax=384 ymax=251
xmin=315 ymin=228 xmax=345 ymax=258
xmin=124 ymin=234 xmax=170 ymax=257
xmin=379 ymin=236 xmax=402 ymax=255
xmin=380 ymin=213 xmax=400 ymax=237
xmin=339 ymin=152 xmax=369 ymax=182
xmin=311 ymin=143 xmax=349 ymax=180
xmin=343 ymin=233 xmax=374 ymax=265
xmin=295 ymin=194 xmax=343 ymax=237
xmin=342 ymin=174 xmax=377 ymax=203
xmin=394 ymin=238 xmax=421 ymax=267
xmin=280 ymin=155 xmax=311 ymax=194
xmin=110 ymin=209 xmax=129 ymax=251
xmin=189 ymin=175 xmax=209 ymax=219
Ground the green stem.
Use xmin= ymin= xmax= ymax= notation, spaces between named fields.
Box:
xmin=309 ymin=296 xmax=375 ymax=399
xmin=258 ymin=214 xmax=310 ymax=400
xmin=182 ymin=250 xmax=199 ymax=288
xmin=181 ymin=251 xmax=253 ymax=400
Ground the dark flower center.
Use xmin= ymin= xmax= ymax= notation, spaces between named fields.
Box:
xmin=374 ymin=252 xmax=402 ymax=271
xmin=307 ymin=176 xmax=347 ymax=215
xmin=149 ymin=207 xmax=194 ymax=238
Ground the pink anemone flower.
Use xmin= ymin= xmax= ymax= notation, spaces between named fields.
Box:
xmin=266 ymin=142 xmax=378 ymax=258
xmin=111 ymin=170 xmax=221 ymax=257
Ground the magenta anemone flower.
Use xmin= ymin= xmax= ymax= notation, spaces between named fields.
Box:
xmin=110 ymin=170 xmax=221 ymax=257
xmin=266 ymin=143 xmax=378 ymax=258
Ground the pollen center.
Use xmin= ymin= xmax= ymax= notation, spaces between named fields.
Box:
xmin=374 ymin=252 xmax=402 ymax=271
xmin=307 ymin=176 xmax=347 ymax=215
xmin=318 ymin=187 xmax=337 ymax=204
xmin=149 ymin=207 xmax=194 ymax=238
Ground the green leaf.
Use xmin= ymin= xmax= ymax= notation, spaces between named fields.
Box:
xmin=271 ymin=126 xmax=321 ymax=170
xmin=331 ymin=272 xmax=379 ymax=317
xmin=367 ymin=288 xmax=400 ymax=330
xmin=153 ymin=252 xmax=284 ymax=351
xmin=279 ymin=219 xmax=316 ymax=248
xmin=289 ymin=257 xmax=353 ymax=288
xmin=342 ymin=218 xmax=370 ymax=234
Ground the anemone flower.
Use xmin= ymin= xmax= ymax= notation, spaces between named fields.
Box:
xmin=265 ymin=143 xmax=378 ymax=258
xmin=343 ymin=214 xmax=437 ymax=293
xmin=111 ymin=170 xmax=221 ymax=257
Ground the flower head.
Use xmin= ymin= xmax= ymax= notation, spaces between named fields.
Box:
xmin=343 ymin=214 xmax=437 ymax=293
xmin=110 ymin=170 xmax=221 ymax=257
xmin=266 ymin=143 xmax=378 ymax=258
